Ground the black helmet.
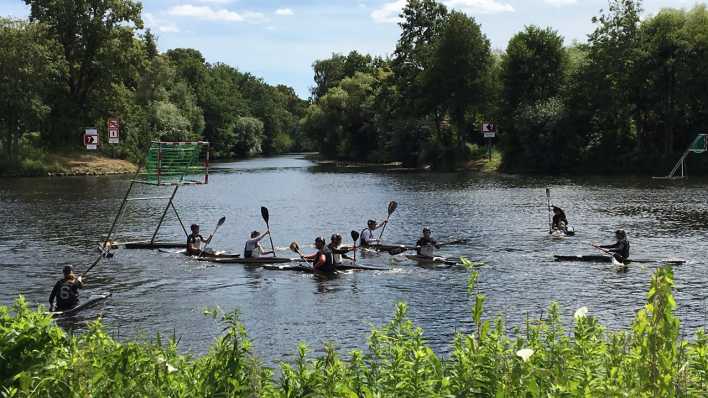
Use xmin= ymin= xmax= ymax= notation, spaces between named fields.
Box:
xmin=615 ymin=229 xmax=626 ymax=238
xmin=367 ymin=219 xmax=376 ymax=225
xmin=63 ymin=265 xmax=73 ymax=275
xmin=190 ymin=224 xmax=199 ymax=231
xmin=331 ymin=233 xmax=342 ymax=241
xmin=315 ymin=236 xmax=325 ymax=244
xmin=422 ymin=227 xmax=431 ymax=233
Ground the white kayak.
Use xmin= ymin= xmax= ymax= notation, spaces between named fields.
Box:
xmin=49 ymin=292 xmax=112 ymax=317
xmin=405 ymin=255 xmax=457 ymax=267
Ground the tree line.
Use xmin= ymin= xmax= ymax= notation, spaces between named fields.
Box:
xmin=303 ymin=0 xmax=708 ymax=173
xmin=0 ymin=0 xmax=307 ymax=172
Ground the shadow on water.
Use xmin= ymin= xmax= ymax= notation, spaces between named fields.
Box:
xmin=1 ymin=154 xmax=707 ymax=364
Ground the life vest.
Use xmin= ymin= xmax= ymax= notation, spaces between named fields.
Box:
xmin=314 ymin=251 xmax=335 ymax=273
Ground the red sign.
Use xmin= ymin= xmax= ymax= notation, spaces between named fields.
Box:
xmin=107 ymin=118 xmax=120 ymax=144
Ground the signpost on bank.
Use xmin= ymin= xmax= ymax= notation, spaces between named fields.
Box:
xmin=84 ymin=128 xmax=98 ymax=150
xmin=481 ymin=122 xmax=496 ymax=161
xmin=108 ymin=118 xmax=120 ymax=144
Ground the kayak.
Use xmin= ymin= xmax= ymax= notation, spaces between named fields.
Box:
xmin=180 ymin=250 xmax=241 ymax=260
xmin=262 ymin=261 xmax=388 ymax=273
xmin=208 ymin=257 xmax=295 ymax=265
xmin=112 ymin=241 xmax=186 ymax=250
xmin=50 ymin=292 xmax=112 ymax=317
xmin=405 ymin=255 xmax=457 ymax=267
xmin=554 ymin=255 xmax=686 ymax=265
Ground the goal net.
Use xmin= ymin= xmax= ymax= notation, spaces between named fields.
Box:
xmin=135 ymin=141 xmax=209 ymax=185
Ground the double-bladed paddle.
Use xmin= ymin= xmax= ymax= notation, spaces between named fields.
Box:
xmin=199 ymin=216 xmax=226 ymax=257
xmin=377 ymin=201 xmax=398 ymax=240
xmin=289 ymin=241 xmax=314 ymax=270
xmin=261 ymin=206 xmax=277 ymax=257
xmin=350 ymin=230 xmax=360 ymax=262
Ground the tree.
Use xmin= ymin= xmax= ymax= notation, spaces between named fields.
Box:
xmin=311 ymin=51 xmax=376 ymax=100
xmin=25 ymin=0 xmax=144 ymax=147
xmin=0 ymin=18 xmax=62 ymax=162
xmin=425 ymin=11 xmax=492 ymax=146
xmin=499 ymin=26 xmax=569 ymax=170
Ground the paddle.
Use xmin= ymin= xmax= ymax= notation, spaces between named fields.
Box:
xmin=289 ymin=241 xmax=314 ymax=270
xmin=351 ymin=230 xmax=360 ymax=262
xmin=198 ymin=216 xmax=226 ymax=257
xmin=378 ymin=201 xmax=398 ymax=240
xmin=546 ymin=188 xmax=553 ymax=233
xmin=261 ymin=206 xmax=277 ymax=257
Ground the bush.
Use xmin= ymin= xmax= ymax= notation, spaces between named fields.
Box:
xmin=1 ymin=263 xmax=706 ymax=397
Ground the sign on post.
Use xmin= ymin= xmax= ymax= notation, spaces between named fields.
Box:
xmin=108 ymin=118 xmax=120 ymax=144
xmin=84 ymin=128 xmax=98 ymax=150
xmin=481 ymin=122 xmax=497 ymax=138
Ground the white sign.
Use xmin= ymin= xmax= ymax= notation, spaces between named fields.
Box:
xmin=481 ymin=122 xmax=496 ymax=138
xmin=108 ymin=118 xmax=120 ymax=144
xmin=84 ymin=128 xmax=98 ymax=150
xmin=481 ymin=122 xmax=497 ymax=133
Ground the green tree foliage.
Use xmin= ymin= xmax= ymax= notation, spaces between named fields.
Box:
xmin=25 ymin=0 xmax=145 ymax=146
xmin=499 ymin=26 xmax=571 ymax=171
xmin=0 ymin=1 xmax=304 ymax=174
xmin=0 ymin=18 xmax=62 ymax=164
xmin=311 ymin=51 xmax=378 ymax=101
xmin=2 ymin=266 xmax=706 ymax=396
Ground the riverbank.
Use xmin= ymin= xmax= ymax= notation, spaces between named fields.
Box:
xmin=0 ymin=152 xmax=138 ymax=177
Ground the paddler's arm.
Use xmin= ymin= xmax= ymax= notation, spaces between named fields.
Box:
xmin=49 ymin=282 xmax=59 ymax=311
xmin=374 ymin=220 xmax=388 ymax=230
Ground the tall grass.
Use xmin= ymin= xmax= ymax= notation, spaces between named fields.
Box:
xmin=1 ymin=261 xmax=706 ymax=397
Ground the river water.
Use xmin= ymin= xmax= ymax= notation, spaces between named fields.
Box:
xmin=1 ymin=155 xmax=706 ymax=363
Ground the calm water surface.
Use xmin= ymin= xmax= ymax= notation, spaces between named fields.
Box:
xmin=1 ymin=155 xmax=707 ymax=363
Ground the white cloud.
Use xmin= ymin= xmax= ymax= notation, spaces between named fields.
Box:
xmin=446 ymin=0 xmax=515 ymax=14
xmin=371 ymin=0 xmax=514 ymax=23
xmin=275 ymin=8 xmax=294 ymax=16
xmin=143 ymin=12 xmax=179 ymax=33
xmin=544 ymin=0 xmax=577 ymax=6
xmin=168 ymin=5 xmax=268 ymax=24
xmin=195 ymin=0 xmax=234 ymax=4
xmin=371 ymin=0 xmax=405 ymax=23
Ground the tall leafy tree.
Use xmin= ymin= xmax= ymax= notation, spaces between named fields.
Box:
xmin=425 ymin=11 xmax=492 ymax=146
xmin=0 ymin=18 xmax=62 ymax=162
xmin=25 ymin=0 xmax=144 ymax=146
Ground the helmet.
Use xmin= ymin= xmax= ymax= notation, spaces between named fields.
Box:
xmin=615 ymin=229 xmax=626 ymax=238
xmin=367 ymin=219 xmax=376 ymax=226
xmin=422 ymin=227 xmax=431 ymax=233
xmin=190 ymin=224 xmax=199 ymax=231
xmin=315 ymin=236 xmax=325 ymax=244
xmin=63 ymin=265 xmax=73 ymax=275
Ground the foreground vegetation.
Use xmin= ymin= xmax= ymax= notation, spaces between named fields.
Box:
xmin=2 ymin=264 xmax=706 ymax=397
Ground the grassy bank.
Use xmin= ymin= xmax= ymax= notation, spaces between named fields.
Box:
xmin=0 ymin=151 xmax=137 ymax=177
xmin=2 ymin=262 xmax=706 ymax=397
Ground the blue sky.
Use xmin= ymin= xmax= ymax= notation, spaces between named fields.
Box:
xmin=0 ymin=0 xmax=698 ymax=98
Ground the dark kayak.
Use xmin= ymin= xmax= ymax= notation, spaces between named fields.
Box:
xmin=208 ymin=257 xmax=296 ymax=265
xmin=554 ymin=255 xmax=686 ymax=265
xmin=405 ymin=254 xmax=457 ymax=267
xmin=262 ymin=261 xmax=387 ymax=273
xmin=49 ymin=292 xmax=112 ymax=317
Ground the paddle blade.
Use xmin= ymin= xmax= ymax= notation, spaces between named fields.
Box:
xmin=217 ymin=216 xmax=226 ymax=226
xmin=261 ymin=206 xmax=269 ymax=223
xmin=351 ymin=230 xmax=360 ymax=242
xmin=289 ymin=241 xmax=300 ymax=253
xmin=387 ymin=201 xmax=398 ymax=216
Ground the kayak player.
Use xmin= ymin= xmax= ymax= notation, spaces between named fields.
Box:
xmin=244 ymin=230 xmax=274 ymax=258
xmin=304 ymin=237 xmax=336 ymax=272
xmin=416 ymin=227 xmax=441 ymax=257
xmin=594 ymin=230 xmax=630 ymax=262
xmin=327 ymin=234 xmax=353 ymax=265
xmin=49 ymin=265 xmax=83 ymax=312
xmin=551 ymin=206 xmax=569 ymax=233
xmin=360 ymin=219 xmax=388 ymax=246
xmin=187 ymin=224 xmax=208 ymax=256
